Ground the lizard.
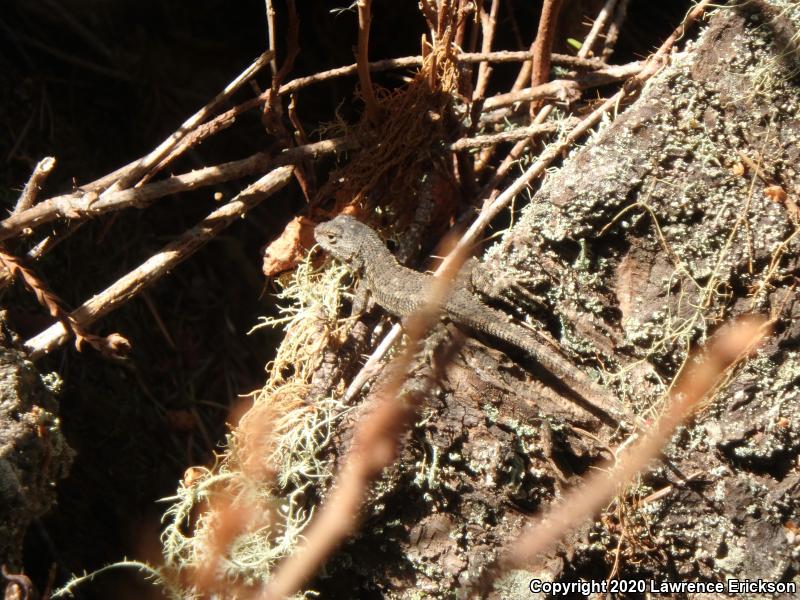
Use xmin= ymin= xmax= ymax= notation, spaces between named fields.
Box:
xmin=314 ymin=215 xmax=629 ymax=424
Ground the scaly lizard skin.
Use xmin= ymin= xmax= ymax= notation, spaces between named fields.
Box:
xmin=315 ymin=215 xmax=628 ymax=423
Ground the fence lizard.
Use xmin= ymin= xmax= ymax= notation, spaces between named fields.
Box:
xmin=315 ymin=215 xmax=628 ymax=424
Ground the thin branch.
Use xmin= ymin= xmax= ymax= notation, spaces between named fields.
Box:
xmin=482 ymin=60 xmax=642 ymax=110
xmin=265 ymin=0 xmax=278 ymax=76
xmin=279 ymin=51 xmax=603 ymax=97
xmin=0 ymin=138 xmax=352 ymax=243
xmin=2 ymin=119 xmax=568 ymax=245
xmin=475 ymin=0 xmax=614 ymax=174
xmin=0 ymin=249 xmax=129 ymax=357
xmin=113 ymin=50 xmax=273 ymax=189
xmin=98 ymin=50 xmax=603 ymax=182
xmin=473 ymin=0 xmax=500 ymax=101
xmin=530 ymin=0 xmax=565 ymax=116
xmin=23 ymin=166 xmax=295 ymax=359
xmin=449 ymin=122 xmax=562 ymax=151
xmin=579 ymin=0 xmax=619 ymax=59
xmin=419 ymin=0 xmax=438 ymax=41
xmin=273 ymin=0 xmax=300 ymax=88
xmin=357 ymin=0 xmax=379 ymax=122
xmin=481 ymin=0 xmax=710 ymax=194
xmin=14 ymin=156 xmax=56 ymax=214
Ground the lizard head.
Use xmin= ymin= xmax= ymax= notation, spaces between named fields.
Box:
xmin=314 ymin=215 xmax=378 ymax=271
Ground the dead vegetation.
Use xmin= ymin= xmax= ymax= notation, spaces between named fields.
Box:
xmin=2 ymin=0 xmax=800 ymax=599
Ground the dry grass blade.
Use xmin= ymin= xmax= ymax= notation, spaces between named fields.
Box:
xmin=468 ymin=317 xmax=769 ymax=596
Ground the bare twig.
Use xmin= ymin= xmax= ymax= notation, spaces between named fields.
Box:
xmin=482 ymin=60 xmax=642 ymax=110
xmin=468 ymin=318 xmax=767 ymax=596
xmin=476 ymin=0 xmax=618 ymax=174
xmin=0 ymin=138 xmax=352 ymax=243
xmin=580 ymin=0 xmax=619 ymax=59
xmin=530 ymin=0 xmax=564 ymax=116
xmin=23 ymin=166 xmax=294 ymax=359
xmin=104 ymin=50 xmax=274 ymax=192
xmin=419 ymin=0 xmax=438 ymax=40
xmin=265 ymin=0 xmax=278 ymax=76
xmin=279 ymin=51 xmax=602 ymax=97
xmin=0 ymin=249 xmax=129 ymax=357
xmin=357 ymin=0 xmax=379 ymax=122
xmin=103 ymin=50 xmax=603 ymax=180
xmin=14 ymin=156 xmax=56 ymax=214
xmin=473 ymin=0 xmax=500 ymax=101
xmin=272 ymin=0 xmax=300 ymax=89
xmin=482 ymin=0 xmax=710 ymax=194
xmin=449 ymin=122 xmax=562 ymax=151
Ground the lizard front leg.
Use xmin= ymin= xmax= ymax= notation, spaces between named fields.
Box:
xmin=351 ymin=277 xmax=371 ymax=317
xmin=464 ymin=257 xmax=548 ymax=311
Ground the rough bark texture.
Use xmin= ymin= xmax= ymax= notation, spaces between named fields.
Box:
xmin=323 ymin=3 xmax=800 ymax=597
xmin=0 ymin=348 xmax=73 ymax=568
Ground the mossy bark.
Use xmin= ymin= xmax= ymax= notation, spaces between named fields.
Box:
xmin=325 ymin=3 xmax=800 ymax=597
xmin=0 ymin=349 xmax=73 ymax=569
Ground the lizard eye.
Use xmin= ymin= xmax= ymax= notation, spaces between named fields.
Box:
xmin=326 ymin=232 xmax=337 ymax=244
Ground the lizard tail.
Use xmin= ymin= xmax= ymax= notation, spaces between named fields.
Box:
xmin=465 ymin=315 xmax=628 ymax=423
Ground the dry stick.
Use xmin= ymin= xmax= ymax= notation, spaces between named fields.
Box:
xmin=480 ymin=0 xmax=614 ymax=182
xmin=279 ymin=51 xmax=603 ymax=97
xmin=482 ymin=60 xmax=642 ymax=110
xmin=264 ymin=0 xmax=279 ymax=76
xmin=482 ymin=0 xmax=710 ymax=196
xmin=115 ymin=49 xmax=604 ymax=183
xmin=2 ymin=122 xmax=560 ymax=245
xmin=23 ymin=166 xmax=294 ymax=360
xmin=467 ymin=0 xmax=483 ymax=56
xmin=473 ymin=0 xmax=500 ymax=101
xmin=419 ymin=0 xmax=438 ymax=41
xmin=261 ymin=234 xmax=471 ymax=600
xmin=476 ymin=0 xmax=603 ymax=174
xmin=356 ymin=0 xmax=379 ymax=122
xmin=344 ymin=0 xmax=716 ymax=405
xmin=21 ymin=50 xmax=274 ymax=202
xmin=454 ymin=0 xmax=471 ymax=48
xmin=14 ymin=156 xmax=56 ymax=214
xmin=580 ymin=0 xmax=619 ymax=58
xmin=468 ymin=318 xmax=767 ymax=596
xmin=0 ymin=138 xmax=352 ymax=243
xmin=530 ymin=0 xmax=565 ymax=117
xmin=0 ymin=249 xmax=129 ymax=358
xmin=450 ymin=123 xmax=562 ymax=151
xmin=103 ymin=51 xmax=274 ymax=194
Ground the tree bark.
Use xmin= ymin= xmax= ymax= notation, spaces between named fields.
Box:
xmin=327 ymin=3 xmax=800 ymax=596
